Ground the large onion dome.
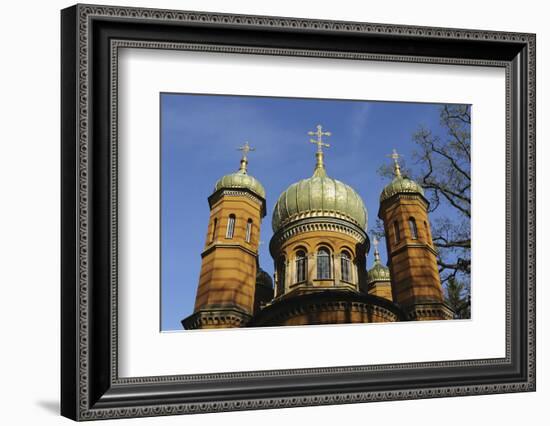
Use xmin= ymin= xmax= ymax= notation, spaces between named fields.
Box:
xmin=214 ymin=143 xmax=265 ymax=199
xmin=272 ymin=143 xmax=367 ymax=233
xmin=380 ymin=149 xmax=424 ymax=203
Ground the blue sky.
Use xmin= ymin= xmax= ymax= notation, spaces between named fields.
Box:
xmin=161 ymin=93 xmax=459 ymax=331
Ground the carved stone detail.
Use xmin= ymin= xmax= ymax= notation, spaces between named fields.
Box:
xmin=182 ymin=309 xmax=252 ymax=329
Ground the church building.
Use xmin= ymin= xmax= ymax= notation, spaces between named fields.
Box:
xmin=182 ymin=125 xmax=454 ymax=330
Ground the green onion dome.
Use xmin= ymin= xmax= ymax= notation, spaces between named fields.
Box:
xmin=214 ymin=148 xmax=265 ymax=199
xmin=367 ymin=261 xmax=391 ymax=284
xmin=367 ymin=240 xmax=391 ymax=284
xmin=272 ymin=150 xmax=367 ymax=233
xmin=380 ymin=149 xmax=425 ymax=203
xmin=214 ymin=169 xmax=265 ymax=199
xmin=379 ymin=175 xmax=424 ymax=203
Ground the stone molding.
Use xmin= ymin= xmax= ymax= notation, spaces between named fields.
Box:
xmin=182 ymin=307 xmax=252 ymax=329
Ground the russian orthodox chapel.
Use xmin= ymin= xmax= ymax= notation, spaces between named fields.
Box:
xmin=182 ymin=125 xmax=453 ymax=330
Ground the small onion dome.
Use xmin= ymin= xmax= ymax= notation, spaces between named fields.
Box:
xmin=256 ymin=268 xmax=274 ymax=289
xmin=379 ymin=175 xmax=424 ymax=203
xmin=367 ymin=262 xmax=391 ymax=284
xmin=272 ymin=147 xmax=366 ymax=232
xmin=367 ymin=237 xmax=390 ymax=284
xmin=214 ymin=170 xmax=265 ymax=199
xmin=213 ymin=142 xmax=265 ymax=199
xmin=380 ymin=149 xmax=424 ymax=203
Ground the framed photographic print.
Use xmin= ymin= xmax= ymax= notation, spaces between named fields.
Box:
xmin=61 ymin=3 xmax=536 ymax=421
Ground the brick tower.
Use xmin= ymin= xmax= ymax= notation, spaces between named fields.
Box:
xmin=378 ymin=150 xmax=453 ymax=321
xmin=182 ymin=143 xmax=266 ymax=329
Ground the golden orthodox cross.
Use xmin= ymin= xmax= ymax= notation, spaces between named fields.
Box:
xmin=308 ymin=124 xmax=331 ymax=153
xmin=386 ymin=148 xmax=402 ymax=176
xmin=372 ymin=236 xmax=381 ymax=262
xmin=237 ymin=141 xmax=255 ymax=160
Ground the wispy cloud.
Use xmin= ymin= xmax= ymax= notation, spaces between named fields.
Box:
xmin=349 ymin=103 xmax=372 ymax=146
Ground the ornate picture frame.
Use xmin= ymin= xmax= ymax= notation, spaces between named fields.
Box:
xmin=61 ymin=4 xmax=535 ymax=420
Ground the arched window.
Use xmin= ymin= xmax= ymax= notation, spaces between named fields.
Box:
xmin=317 ymin=248 xmax=332 ymax=279
xmin=409 ymin=217 xmax=418 ymax=240
xmin=393 ymin=221 xmax=401 ymax=243
xmin=245 ymin=219 xmax=253 ymax=243
xmin=210 ymin=218 xmax=218 ymax=242
xmin=277 ymin=257 xmax=286 ymax=295
xmin=226 ymin=214 xmax=236 ymax=239
xmin=341 ymin=251 xmax=352 ymax=282
xmin=295 ymin=250 xmax=307 ymax=283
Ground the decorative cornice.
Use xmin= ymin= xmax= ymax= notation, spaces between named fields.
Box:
xmin=404 ymin=303 xmax=455 ymax=321
xmin=249 ymin=290 xmax=404 ymax=326
xmin=258 ymin=299 xmax=399 ymax=326
xmin=274 ymin=206 xmax=366 ymax=234
xmin=208 ymin=187 xmax=266 ymax=217
xmin=201 ymin=242 xmax=258 ymax=258
xmin=269 ymin=217 xmax=368 ymax=257
xmin=378 ymin=193 xmax=430 ymax=218
xmin=182 ymin=307 xmax=252 ymax=330
xmin=388 ymin=241 xmax=438 ymax=258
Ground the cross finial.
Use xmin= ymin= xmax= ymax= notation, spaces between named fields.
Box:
xmin=307 ymin=124 xmax=331 ymax=176
xmin=308 ymin=124 xmax=331 ymax=153
xmin=237 ymin=141 xmax=254 ymax=160
xmin=236 ymin=141 xmax=255 ymax=173
xmin=386 ymin=148 xmax=402 ymax=177
xmin=373 ymin=236 xmax=381 ymax=263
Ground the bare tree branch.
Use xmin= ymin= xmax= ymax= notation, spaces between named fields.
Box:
xmin=411 ymin=105 xmax=471 ymax=302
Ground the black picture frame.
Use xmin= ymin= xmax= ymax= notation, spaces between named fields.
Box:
xmin=61 ymin=3 xmax=536 ymax=421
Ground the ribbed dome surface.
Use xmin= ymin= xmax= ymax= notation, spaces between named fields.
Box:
xmin=380 ymin=175 xmax=424 ymax=203
xmin=367 ymin=262 xmax=391 ymax=284
xmin=272 ymin=174 xmax=367 ymax=233
xmin=214 ymin=169 xmax=265 ymax=199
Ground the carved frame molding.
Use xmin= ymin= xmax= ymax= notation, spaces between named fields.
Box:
xmin=61 ymin=3 xmax=535 ymax=420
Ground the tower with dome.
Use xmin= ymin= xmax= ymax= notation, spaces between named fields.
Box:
xmin=182 ymin=126 xmax=453 ymax=329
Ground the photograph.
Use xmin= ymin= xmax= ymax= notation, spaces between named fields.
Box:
xmin=160 ymin=94 xmax=472 ymax=331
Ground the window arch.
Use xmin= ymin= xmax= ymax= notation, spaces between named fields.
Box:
xmin=393 ymin=221 xmax=401 ymax=243
xmin=409 ymin=217 xmax=418 ymax=240
xmin=210 ymin=218 xmax=218 ymax=242
xmin=295 ymin=250 xmax=307 ymax=283
xmin=317 ymin=247 xmax=332 ymax=279
xmin=245 ymin=218 xmax=253 ymax=243
xmin=226 ymin=214 xmax=236 ymax=239
xmin=276 ymin=256 xmax=286 ymax=295
xmin=341 ymin=250 xmax=352 ymax=282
